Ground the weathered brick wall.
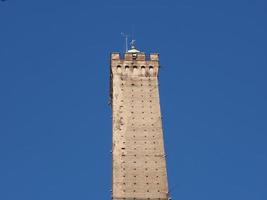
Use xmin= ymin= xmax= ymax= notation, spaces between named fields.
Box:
xmin=110 ymin=52 xmax=169 ymax=200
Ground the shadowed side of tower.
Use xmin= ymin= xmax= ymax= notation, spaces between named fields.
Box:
xmin=110 ymin=46 xmax=169 ymax=200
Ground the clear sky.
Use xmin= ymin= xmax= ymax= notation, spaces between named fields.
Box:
xmin=0 ymin=0 xmax=266 ymax=200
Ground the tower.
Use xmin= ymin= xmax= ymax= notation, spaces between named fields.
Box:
xmin=110 ymin=43 xmax=169 ymax=200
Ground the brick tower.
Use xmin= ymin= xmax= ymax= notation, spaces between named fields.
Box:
xmin=110 ymin=43 xmax=169 ymax=200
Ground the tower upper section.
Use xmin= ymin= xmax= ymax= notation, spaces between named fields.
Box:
xmin=110 ymin=51 xmax=160 ymax=77
xmin=110 ymin=47 xmax=169 ymax=199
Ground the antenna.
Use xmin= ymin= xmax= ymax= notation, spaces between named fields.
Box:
xmin=121 ymin=32 xmax=130 ymax=52
xmin=131 ymin=25 xmax=135 ymax=42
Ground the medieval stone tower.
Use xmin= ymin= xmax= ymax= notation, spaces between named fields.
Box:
xmin=110 ymin=43 xmax=169 ymax=200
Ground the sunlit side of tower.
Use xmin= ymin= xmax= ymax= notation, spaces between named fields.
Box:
xmin=110 ymin=43 xmax=169 ymax=200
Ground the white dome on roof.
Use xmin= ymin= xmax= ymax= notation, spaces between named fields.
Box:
xmin=127 ymin=48 xmax=140 ymax=53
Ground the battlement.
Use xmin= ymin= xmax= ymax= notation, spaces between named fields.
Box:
xmin=111 ymin=52 xmax=159 ymax=61
xmin=110 ymin=52 xmax=160 ymax=77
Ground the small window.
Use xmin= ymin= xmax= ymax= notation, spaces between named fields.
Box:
xmin=117 ymin=65 xmax=122 ymax=72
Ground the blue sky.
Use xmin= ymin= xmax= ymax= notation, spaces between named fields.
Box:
xmin=0 ymin=0 xmax=266 ymax=199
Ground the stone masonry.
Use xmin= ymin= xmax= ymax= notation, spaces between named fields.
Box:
xmin=110 ymin=49 xmax=169 ymax=200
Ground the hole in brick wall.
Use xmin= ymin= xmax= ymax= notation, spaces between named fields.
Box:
xmin=146 ymin=182 xmax=149 ymax=185
xmin=121 ymin=148 xmax=125 ymax=150
xmin=125 ymin=65 xmax=129 ymax=69
xmin=133 ymin=66 xmax=137 ymax=69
